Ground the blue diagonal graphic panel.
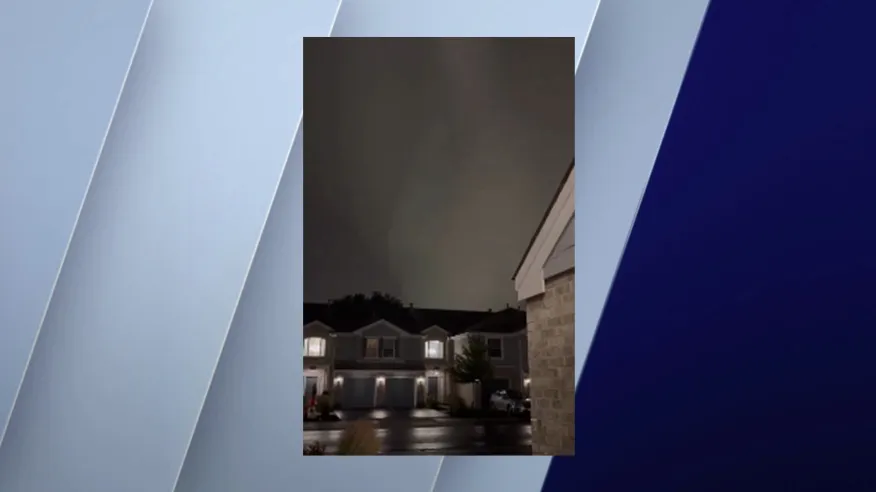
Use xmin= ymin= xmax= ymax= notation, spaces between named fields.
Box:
xmin=548 ymin=0 xmax=876 ymax=489
xmin=0 ymin=0 xmax=152 ymax=451
xmin=0 ymin=0 xmax=333 ymax=491
xmin=567 ymin=0 xmax=711 ymax=386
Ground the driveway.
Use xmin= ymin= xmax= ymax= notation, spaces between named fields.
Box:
xmin=304 ymin=408 xmax=529 ymax=431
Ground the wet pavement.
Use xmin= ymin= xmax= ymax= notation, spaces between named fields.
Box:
xmin=304 ymin=413 xmax=532 ymax=455
xmin=334 ymin=408 xmax=448 ymax=420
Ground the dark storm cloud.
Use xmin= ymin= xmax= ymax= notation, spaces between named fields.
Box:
xmin=303 ymin=38 xmax=573 ymax=310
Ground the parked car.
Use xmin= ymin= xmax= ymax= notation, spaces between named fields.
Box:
xmin=489 ymin=389 xmax=530 ymax=414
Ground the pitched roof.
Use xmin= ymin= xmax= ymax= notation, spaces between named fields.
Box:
xmin=512 ymin=159 xmax=575 ymax=280
xmin=464 ymin=307 xmax=527 ymax=334
xmin=409 ymin=307 xmax=497 ymax=335
xmin=303 ymin=302 xmax=524 ymax=335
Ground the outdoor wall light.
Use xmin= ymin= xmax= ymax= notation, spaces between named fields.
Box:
xmin=523 ymin=378 xmax=531 ymax=386
xmin=334 ymin=376 xmax=343 ymax=384
xmin=376 ymin=376 xmax=386 ymax=384
xmin=415 ymin=377 xmax=425 ymax=385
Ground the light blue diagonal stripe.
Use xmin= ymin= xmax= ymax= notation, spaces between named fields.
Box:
xmin=0 ymin=0 xmax=153 ymax=454
xmin=0 ymin=0 xmax=337 ymax=491
xmin=332 ymin=0 xmax=592 ymax=58
xmin=170 ymin=4 xmax=342 ymax=492
xmin=570 ymin=0 xmax=711 ymax=388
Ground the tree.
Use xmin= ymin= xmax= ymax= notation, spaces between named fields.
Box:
xmin=449 ymin=334 xmax=494 ymax=383
xmin=329 ymin=292 xmax=407 ymax=325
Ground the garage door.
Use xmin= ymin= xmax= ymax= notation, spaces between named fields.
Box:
xmin=341 ymin=377 xmax=375 ymax=409
xmin=383 ymin=378 xmax=415 ymax=409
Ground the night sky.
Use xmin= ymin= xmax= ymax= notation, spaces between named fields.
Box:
xmin=303 ymin=38 xmax=573 ymax=311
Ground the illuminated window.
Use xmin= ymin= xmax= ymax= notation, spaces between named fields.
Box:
xmin=304 ymin=337 xmax=326 ymax=357
xmin=365 ymin=338 xmax=380 ymax=358
xmin=425 ymin=340 xmax=444 ymax=359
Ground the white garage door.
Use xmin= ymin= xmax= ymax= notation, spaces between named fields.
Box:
xmin=383 ymin=378 xmax=415 ymax=409
xmin=341 ymin=377 xmax=375 ymax=409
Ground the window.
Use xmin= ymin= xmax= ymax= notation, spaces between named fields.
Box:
xmin=382 ymin=338 xmax=397 ymax=358
xmin=365 ymin=338 xmax=380 ymax=358
xmin=425 ymin=340 xmax=444 ymax=359
xmin=364 ymin=337 xmax=397 ymax=358
xmin=303 ymin=337 xmax=326 ymax=357
xmin=487 ymin=338 xmax=503 ymax=359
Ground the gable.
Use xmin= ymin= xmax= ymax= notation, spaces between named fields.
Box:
xmin=421 ymin=325 xmax=449 ymax=337
xmin=354 ymin=319 xmax=411 ymax=337
xmin=303 ymin=321 xmax=334 ymax=337
xmin=543 ymin=213 xmax=574 ymax=280
xmin=514 ymin=165 xmax=575 ymax=301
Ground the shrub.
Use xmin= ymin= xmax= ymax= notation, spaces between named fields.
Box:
xmin=317 ymin=392 xmax=333 ymax=416
xmin=336 ymin=420 xmax=381 ymax=455
xmin=304 ymin=441 xmax=326 ymax=455
xmin=448 ymin=394 xmax=467 ymax=416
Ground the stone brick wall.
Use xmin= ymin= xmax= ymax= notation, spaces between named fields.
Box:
xmin=525 ymin=270 xmax=575 ymax=455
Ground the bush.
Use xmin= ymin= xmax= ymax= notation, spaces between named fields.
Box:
xmin=337 ymin=420 xmax=381 ymax=455
xmin=304 ymin=441 xmax=326 ymax=455
xmin=448 ymin=394 xmax=467 ymax=416
xmin=317 ymin=392 xmax=333 ymax=416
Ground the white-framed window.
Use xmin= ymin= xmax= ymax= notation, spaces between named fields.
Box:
xmin=365 ymin=337 xmax=380 ymax=358
xmin=424 ymin=340 xmax=444 ymax=359
xmin=487 ymin=338 xmax=503 ymax=359
xmin=381 ymin=337 xmax=397 ymax=358
xmin=303 ymin=337 xmax=326 ymax=357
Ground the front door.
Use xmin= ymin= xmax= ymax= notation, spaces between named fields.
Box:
xmin=304 ymin=376 xmax=319 ymax=395
xmin=427 ymin=376 xmax=439 ymax=401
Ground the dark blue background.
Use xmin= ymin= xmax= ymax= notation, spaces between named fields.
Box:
xmin=546 ymin=0 xmax=876 ymax=490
